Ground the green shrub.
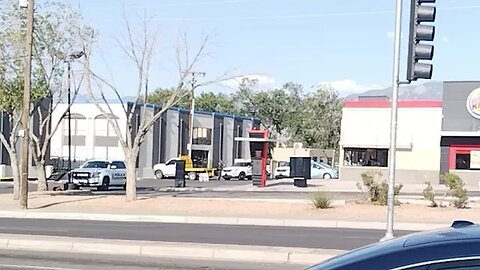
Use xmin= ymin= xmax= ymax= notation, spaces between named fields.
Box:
xmin=422 ymin=182 xmax=437 ymax=207
xmin=359 ymin=170 xmax=403 ymax=206
xmin=311 ymin=191 xmax=331 ymax=209
xmin=442 ymin=173 xmax=468 ymax=208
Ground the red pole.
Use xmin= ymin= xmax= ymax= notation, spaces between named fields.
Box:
xmin=261 ymin=130 xmax=268 ymax=187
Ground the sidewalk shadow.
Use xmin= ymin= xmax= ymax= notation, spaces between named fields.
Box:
xmin=136 ymin=191 xmax=199 ymax=201
xmin=30 ymin=196 xmax=106 ymax=210
xmin=266 ymin=180 xmax=324 ymax=188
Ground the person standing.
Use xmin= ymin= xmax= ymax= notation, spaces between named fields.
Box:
xmin=218 ymin=160 xmax=225 ymax=180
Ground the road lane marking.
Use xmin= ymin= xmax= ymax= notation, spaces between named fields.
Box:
xmin=0 ymin=227 xmax=69 ymax=233
xmin=0 ymin=264 xmax=81 ymax=270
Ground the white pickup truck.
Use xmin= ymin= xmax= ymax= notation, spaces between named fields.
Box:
xmin=153 ymin=156 xmax=216 ymax=180
xmin=70 ymin=160 xmax=127 ymax=191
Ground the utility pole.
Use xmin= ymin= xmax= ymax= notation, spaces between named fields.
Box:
xmin=19 ymin=0 xmax=35 ymax=209
xmin=186 ymin=71 xmax=206 ymax=158
xmin=67 ymin=61 xmax=72 ymax=187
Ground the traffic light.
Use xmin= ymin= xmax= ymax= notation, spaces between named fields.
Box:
xmin=406 ymin=0 xmax=436 ymax=81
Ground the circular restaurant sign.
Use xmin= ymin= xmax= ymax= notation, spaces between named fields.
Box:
xmin=466 ymin=88 xmax=480 ymax=119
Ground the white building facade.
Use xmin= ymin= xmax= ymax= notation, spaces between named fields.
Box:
xmin=339 ymin=99 xmax=443 ymax=184
xmin=50 ymin=103 xmax=259 ymax=178
xmin=50 ymin=104 xmax=127 ymax=163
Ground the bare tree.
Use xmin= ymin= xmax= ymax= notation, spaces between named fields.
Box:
xmin=0 ymin=0 xmax=92 ymax=194
xmin=27 ymin=5 xmax=92 ymax=192
xmin=29 ymin=63 xmax=85 ymax=191
xmin=0 ymin=109 xmax=22 ymax=199
xmin=85 ymin=13 xmax=241 ymax=201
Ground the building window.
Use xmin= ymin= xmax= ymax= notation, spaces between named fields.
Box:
xmin=343 ymin=148 xmax=388 ymax=167
xmin=94 ymin=115 xmax=117 ymax=137
xmin=192 ymin=127 xmax=212 ymax=145
xmin=456 ymin=154 xmax=470 ymax=170
xmin=62 ymin=113 xmax=86 ymax=137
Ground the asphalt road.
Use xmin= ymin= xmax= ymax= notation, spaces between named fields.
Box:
xmin=0 ymin=250 xmax=300 ymax=270
xmin=3 ymin=179 xmax=477 ymax=200
xmin=0 ymin=218 xmax=413 ymax=250
xmin=0 ymin=180 xmax=364 ymax=200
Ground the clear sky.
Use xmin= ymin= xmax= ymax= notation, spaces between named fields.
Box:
xmin=68 ymin=0 xmax=480 ymax=97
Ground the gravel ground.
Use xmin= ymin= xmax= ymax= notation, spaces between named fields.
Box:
xmin=0 ymin=193 xmax=477 ymax=224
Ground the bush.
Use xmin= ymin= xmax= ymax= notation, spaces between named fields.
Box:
xmin=359 ymin=170 xmax=403 ymax=206
xmin=442 ymin=173 xmax=468 ymax=209
xmin=311 ymin=191 xmax=331 ymax=209
xmin=422 ymin=182 xmax=437 ymax=207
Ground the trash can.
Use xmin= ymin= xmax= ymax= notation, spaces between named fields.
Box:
xmin=290 ymin=157 xmax=311 ymax=188
xmin=175 ymin=160 xmax=186 ymax=188
xmin=251 ymin=158 xmax=263 ymax=187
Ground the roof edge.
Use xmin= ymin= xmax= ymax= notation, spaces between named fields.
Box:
xmin=344 ymin=100 xmax=442 ymax=108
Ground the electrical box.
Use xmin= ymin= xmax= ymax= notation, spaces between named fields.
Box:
xmin=19 ymin=0 xmax=28 ymax=8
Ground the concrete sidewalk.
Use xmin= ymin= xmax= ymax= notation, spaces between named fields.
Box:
xmin=0 ymin=233 xmax=343 ymax=265
xmin=0 ymin=210 xmax=449 ymax=231
xmin=0 ymin=193 xmax=474 ymax=230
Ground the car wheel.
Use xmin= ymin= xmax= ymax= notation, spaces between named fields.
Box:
xmin=155 ymin=170 xmax=164 ymax=180
xmin=188 ymin=172 xmax=197 ymax=181
xmin=247 ymin=175 xmax=252 ymax=180
xmin=98 ymin=177 xmax=110 ymax=191
xmin=323 ymin=173 xmax=332 ymax=180
xmin=238 ymin=172 xmax=246 ymax=181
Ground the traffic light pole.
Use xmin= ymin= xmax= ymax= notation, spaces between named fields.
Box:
xmin=383 ymin=0 xmax=404 ymax=241
xmin=383 ymin=0 xmax=436 ymax=242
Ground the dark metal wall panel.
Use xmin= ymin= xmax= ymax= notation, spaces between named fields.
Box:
xmin=160 ymin=112 xmax=167 ymax=162
xmin=439 ymin=146 xmax=450 ymax=176
xmin=152 ymin=106 xmax=162 ymax=165
xmin=212 ymin=115 xmax=223 ymax=166
xmin=233 ymin=118 xmax=243 ymax=159
xmin=442 ymin=81 xmax=480 ymax=132
xmin=178 ymin=111 xmax=189 ymax=156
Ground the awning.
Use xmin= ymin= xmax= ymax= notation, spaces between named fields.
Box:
xmin=441 ymin=131 xmax=480 ymax=137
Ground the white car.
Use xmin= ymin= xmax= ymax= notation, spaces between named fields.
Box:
xmin=70 ymin=160 xmax=127 ymax=191
xmin=274 ymin=161 xmax=290 ymax=179
xmin=153 ymin=158 xmax=182 ymax=179
xmin=221 ymin=161 xmax=252 ymax=181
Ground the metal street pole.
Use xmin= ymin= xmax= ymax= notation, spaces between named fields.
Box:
xmin=19 ymin=0 xmax=35 ymax=209
xmin=383 ymin=0 xmax=404 ymax=241
xmin=67 ymin=61 xmax=72 ymax=185
xmin=64 ymin=52 xmax=83 ymax=190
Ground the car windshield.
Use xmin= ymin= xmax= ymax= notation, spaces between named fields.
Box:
xmin=233 ymin=162 xmax=250 ymax=167
xmin=313 ymin=161 xmax=332 ymax=169
xmin=278 ymin=162 xmax=290 ymax=167
xmin=319 ymin=163 xmax=333 ymax=169
xmin=82 ymin=161 xmax=109 ymax=169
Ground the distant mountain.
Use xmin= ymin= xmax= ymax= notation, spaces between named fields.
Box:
xmin=345 ymin=81 xmax=444 ymax=101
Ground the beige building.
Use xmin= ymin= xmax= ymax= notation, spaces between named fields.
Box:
xmin=339 ymin=99 xmax=442 ymax=184
xmin=272 ymin=145 xmax=335 ymax=166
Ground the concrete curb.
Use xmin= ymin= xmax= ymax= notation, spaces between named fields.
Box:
xmin=0 ymin=233 xmax=345 ymax=265
xmin=173 ymin=197 xmax=347 ymax=206
xmin=157 ymin=186 xmax=365 ymax=193
xmin=0 ymin=210 xmax=448 ymax=231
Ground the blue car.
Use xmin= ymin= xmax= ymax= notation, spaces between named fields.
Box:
xmin=306 ymin=220 xmax=480 ymax=270
xmin=311 ymin=161 xmax=338 ymax=179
